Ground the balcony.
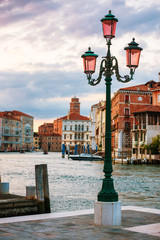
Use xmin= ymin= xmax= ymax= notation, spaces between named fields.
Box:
xmin=124 ymin=114 xmax=129 ymax=118
xmin=2 ymin=140 xmax=21 ymax=144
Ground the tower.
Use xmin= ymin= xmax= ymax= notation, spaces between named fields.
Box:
xmin=70 ymin=96 xmax=80 ymax=115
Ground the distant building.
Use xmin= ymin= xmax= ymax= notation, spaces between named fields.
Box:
xmin=41 ymin=133 xmax=61 ymax=152
xmin=54 ymin=97 xmax=91 ymax=150
xmin=92 ymin=101 xmax=106 ymax=151
xmin=0 ymin=110 xmax=34 ymax=151
xmin=33 ymin=132 xmax=41 ymax=149
xmin=90 ymin=104 xmax=99 ymax=150
xmin=38 ymin=123 xmax=54 ymax=134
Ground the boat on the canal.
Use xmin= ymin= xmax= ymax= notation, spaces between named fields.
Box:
xmin=69 ymin=153 xmax=103 ymax=161
xmin=43 ymin=151 xmax=48 ymax=154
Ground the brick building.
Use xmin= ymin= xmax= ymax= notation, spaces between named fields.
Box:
xmin=38 ymin=123 xmax=54 ymax=134
xmin=41 ymin=133 xmax=61 ymax=152
xmin=111 ymin=80 xmax=160 ymax=153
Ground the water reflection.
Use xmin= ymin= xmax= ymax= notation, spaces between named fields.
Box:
xmin=0 ymin=152 xmax=159 ymax=212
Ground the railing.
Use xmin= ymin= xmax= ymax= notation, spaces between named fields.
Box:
xmin=2 ymin=141 xmax=21 ymax=144
xmin=2 ymin=133 xmax=21 ymax=137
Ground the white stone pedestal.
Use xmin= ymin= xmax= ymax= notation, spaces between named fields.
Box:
xmin=94 ymin=201 xmax=121 ymax=226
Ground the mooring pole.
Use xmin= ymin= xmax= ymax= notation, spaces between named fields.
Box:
xmin=35 ymin=164 xmax=51 ymax=214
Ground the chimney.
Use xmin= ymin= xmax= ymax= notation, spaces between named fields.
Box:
xmin=159 ymin=72 xmax=160 ymax=82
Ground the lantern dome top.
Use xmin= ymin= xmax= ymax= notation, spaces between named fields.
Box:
xmin=81 ymin=47 xmax=98 ymax=58
xmin=124 ymin=38 xmax=143 ymax=51
xmin=101 ymin=10 xmax=118 ymax=23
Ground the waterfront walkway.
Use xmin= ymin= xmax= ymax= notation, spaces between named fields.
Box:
xmin=0 ymin=206 xmax=159 ymax=239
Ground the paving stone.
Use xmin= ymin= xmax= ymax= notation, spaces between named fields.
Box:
xmin=0 ymin=210 xmax=159 ymax=239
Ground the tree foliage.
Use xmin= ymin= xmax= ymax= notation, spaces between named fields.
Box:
xmin=143 ymin=135 xmax=160 ymax=154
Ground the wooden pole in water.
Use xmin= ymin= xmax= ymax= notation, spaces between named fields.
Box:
xmin=141 ymin=151 xmax=143 ymax=164
xmin=121 ymin=151 xmax=123 ymax=165
xmin=68 ymin=145 xmax=70 ymax=159
xmin=35 ymin=164 xmax=51 ymax=214
xmin=35 ymin=165 xmax=45 ymax=214
xmin=149 ymin=149 xmax=151 ymax=163
xmin=42 ymin=164 xmax=51 ymax=213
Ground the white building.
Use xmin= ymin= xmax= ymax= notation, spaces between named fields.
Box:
xmin=61 ymin=97 xmax=92 ymax=150
xmin=62 ymin=113 xmax=91 ymax=147
xmin=90 ymin=104 xmax=98 ymax=150
xmin=132 ymin=105 xmax=160 ymax=158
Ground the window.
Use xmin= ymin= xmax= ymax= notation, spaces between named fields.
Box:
xmin=140 ymin=132 xmax=143 ymax=141
xmin=86 ymin=126 xmax=89 ymax=131
xmin=64 ymin=134 xmax=66 ymax=139
xmin=64 ymin=125 xmax=67 ymax=130
xmin=82 ymin=125 xmax=84 ymax=131
xmin=70 ymin=125 xmax=72 ymax=131
xmin=4 ymin=129 xmax=9 ymax=135
xmin=125 ymin=95 xmax=130 ymax=103
xmin=124 ymin=122 xmax=130 ymax=130
xmin=150 ymin=96 xmax=153 ymax=104
xmin=70 ymin=134 xmax=72 ymax=140
xmin=86 ymin=135 xmax=89 ymax=140
xmin=124 ymin=108 xmax=129 ymax=117
xmin=75 ymin=125 xmax=77 ymax=131
xmin=78 ymin=125 xmax=80 ymax=131
xmin=135 ymin=133 xmax=139 ymax=141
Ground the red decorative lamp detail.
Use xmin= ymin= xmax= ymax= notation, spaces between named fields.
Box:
xmin=101 ymin=10 xmax=118 ymax=39
xmin=124 ymin=38 xmax=143 ymax=70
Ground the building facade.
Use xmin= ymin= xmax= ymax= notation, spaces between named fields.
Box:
xmin=62 ymin=113 xmax=91 ymax=148
xmin=132 ymin=105 xmax=160 ymax=158
xmin=38 ymin=123 xmax=54 ymax=134
xmin=41 ymin=133 xmax=61 ymax=152
xmin=0 ymin=110 xmax=34 ymax=151
xmin=111 ymin=80 xmax=160 ymax=153
xmin=53 ymin=97 xmax=92 ymax=150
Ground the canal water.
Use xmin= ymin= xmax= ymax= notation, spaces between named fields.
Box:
xmin=0 ymin=152 xmax=159 ymax=212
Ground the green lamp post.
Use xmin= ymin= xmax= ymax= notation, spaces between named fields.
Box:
xmin=81 ymin=10 xmax=143 ymax=203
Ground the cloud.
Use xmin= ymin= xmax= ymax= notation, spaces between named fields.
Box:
xmin=0 ymin=0 xmax=159 ymax=131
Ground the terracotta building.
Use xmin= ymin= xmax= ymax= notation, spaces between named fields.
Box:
xmin=38 ymin=123 xmax=54 ymax=134
xmin=41 ymin=133 xmax=61 ymax=152
xmin=111 ymin=80 xmax=160 ymax=153
xmin=0 ymin=110 xmax=34 ymax=151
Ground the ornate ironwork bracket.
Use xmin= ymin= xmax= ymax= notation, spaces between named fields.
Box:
xmin=87 ymin=55 xmax=134 ymax=86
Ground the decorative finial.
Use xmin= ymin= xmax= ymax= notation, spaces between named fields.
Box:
xmin=133 ymin=38 xmax=135 ymax=41
xmin=88 ymin=47 xmax=91 ymax=51
xmin=109 ymin=10 xmax=111 ymax=14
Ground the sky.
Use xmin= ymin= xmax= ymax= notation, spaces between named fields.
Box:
xmin=0 ymin=0 xmax=160 ymax=131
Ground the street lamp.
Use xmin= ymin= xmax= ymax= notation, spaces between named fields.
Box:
xmin=81 ymin=10 xmax=143 ymax=225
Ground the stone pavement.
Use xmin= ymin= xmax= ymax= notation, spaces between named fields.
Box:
xmin=0 ymin=206 xmax=159 ymax=240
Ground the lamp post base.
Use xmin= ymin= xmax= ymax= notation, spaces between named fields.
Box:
xmin=94 ymin=201 xmax=121 ymax=226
